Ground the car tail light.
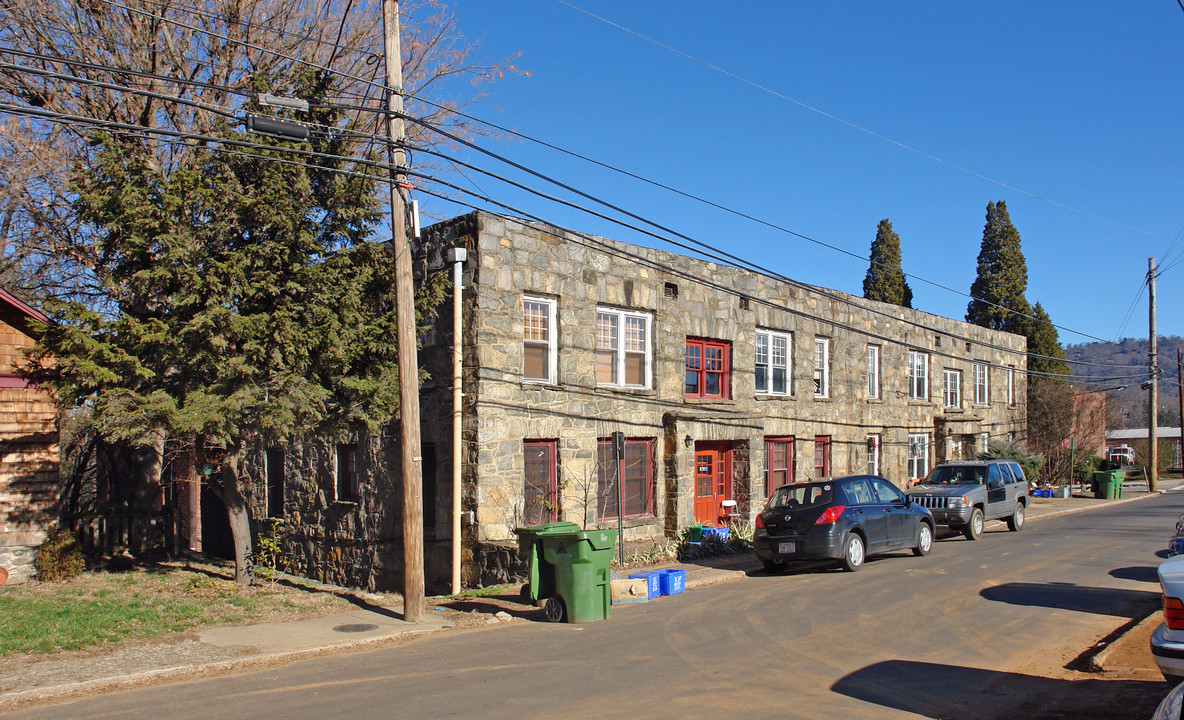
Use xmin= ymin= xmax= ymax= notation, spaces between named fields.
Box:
xmin=755 ymin=514 xmax=765 ymax=529
xmin=814 ymin=505 xmax=846 ymax=525
xmin=1165 ymin=596 xmax=1184 ymax=630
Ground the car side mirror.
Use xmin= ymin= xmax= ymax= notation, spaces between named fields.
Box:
xmin=988 ymin=479 xmax=1003 ymax=490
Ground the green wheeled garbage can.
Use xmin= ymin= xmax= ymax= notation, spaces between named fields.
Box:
xmin=538 ymin=528 xmax=619 ymax=623
xmin=514 ymin=522 xmax=580 ymax=604
xmin=1092 ymin=469 xmax=1124 ymax=499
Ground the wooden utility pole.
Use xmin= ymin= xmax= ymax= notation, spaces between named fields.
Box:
xmin=383 ymin=0 xmax=425 ymax=622
xmin=1178 ymin=349 xmax=1183 ymax=459
xmin=1149 ymin=257 xmax=1158 ymax=492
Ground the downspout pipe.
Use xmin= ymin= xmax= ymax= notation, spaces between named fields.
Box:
xmin=448 ymin=246 xmax=467 ymax=594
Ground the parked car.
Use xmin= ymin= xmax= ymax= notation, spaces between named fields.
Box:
xmin=1151 ymin=554 xmax=1184 ymax=683
xmin=906 ymin=460 xmax=1029 ymax=540
xmin=1152 ymin=679 xmax=1184 ymax=720
xmin=754 ymin=475 xmax=935 ymax=573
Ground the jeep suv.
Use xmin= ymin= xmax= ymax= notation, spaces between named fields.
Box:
xmin=906 ymin=460 xmax=1029 ymax=540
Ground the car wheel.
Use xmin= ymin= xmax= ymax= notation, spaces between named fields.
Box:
xmin=542 ymin=596 xmax=565 ymax=623
xmin=841 ymin=533 xmax=865 ymax=572
xmin=963 ymin=508 xmax=984 ymax=540
xmin=1007 ymin=502 xmax=1025 ymax=532
xmin=761 ymin=558 xmax=789 ymax=574
xmin=913 ymin=522 xmax=933 ymax=556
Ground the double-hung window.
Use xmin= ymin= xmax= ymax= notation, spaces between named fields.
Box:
xmin=866 ymin=434 xmax=881 ymax=475
xmin=523 ymin=440 xmax=558 ymax=525
xmin=765 ymin=437 xmax=794 ymax=495
xmin=597 ymin=438 xmax=654 ymax=519
xmin=1007 ymin=367 xmax=1016 ymax=406
xmin=523 ymin=295 xmax=556 ymax=383
xmin=866 ymin=345 xmax=881 ymax=399
xmin=908 ymin=350 xmax=929 ymax=400
xmin=943 ymin=369 xmax=961 ymax=409
xmin=596 ymin=308 xmax=651 ymax=389
xmin=908 ymin=433 xmax=929 ymax=480
xmin=813 ymin=338 xmax=830 ymax=398
xmin=685 ymin=338 xmax=729 ymax=398
xmin=973 ymin=362 xmax=989 ymax=404
xmin=755 ymin=329 xmax=791 ymax=396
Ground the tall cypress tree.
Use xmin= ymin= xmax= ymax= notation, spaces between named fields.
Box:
xmin=862 ymin=218 xmax=913 ymax=308
xmin=1026 ymin=302 xmax=1069 ymax=376
xmin=966 ymin=200 xmax=1031 ymax=333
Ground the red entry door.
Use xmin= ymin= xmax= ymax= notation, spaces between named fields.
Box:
xmin=694 ymin=443 xmax=732 ymax=526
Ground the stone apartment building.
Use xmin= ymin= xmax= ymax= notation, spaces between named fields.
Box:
xmin=259 ymin=211 xmax=1027 ymax=592
xmin=414 ymin=211 xmax=1027 ymax=587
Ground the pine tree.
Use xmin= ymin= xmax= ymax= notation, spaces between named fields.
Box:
xmin=862 ymin=219 xmax=913 ymax=308
xmin=1025 ymin=302 xmax=1069 ymax=377
xmin=29 ymin=84 xmax=447 ymax=584
xmin=966 ymin=201 xmax=1031 ymax=333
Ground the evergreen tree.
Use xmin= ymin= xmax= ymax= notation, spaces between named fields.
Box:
xmin=29 ymin=85 xmax=447 ymax=584
xmin=862 ymin=219 xmax=913 ymax=308
xmin=1025 ymin=302 xmax=1069 ymax=377
xmin=966 ymin=201 xmax=1031 ymax=333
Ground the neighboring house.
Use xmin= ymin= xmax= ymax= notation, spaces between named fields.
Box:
xmin=259 ymin=212 xmax=1028 ymax=591
xmin=1069 ymin=391 xmax=1107 ymax=457
xmin=1106 ymin=427 xmax=1183 ymax=469
xmin=0 ymin=289 xmax=59 ymax=583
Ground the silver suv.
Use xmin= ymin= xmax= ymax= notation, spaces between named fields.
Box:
xmin=906 ymin=460 xmax=1029 ymax=540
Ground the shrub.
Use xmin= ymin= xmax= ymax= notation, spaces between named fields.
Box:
xmin=978 ymin=440 xmax=1043 ymax=485
xmin=33 ymin=526 xmax=85 ymax=581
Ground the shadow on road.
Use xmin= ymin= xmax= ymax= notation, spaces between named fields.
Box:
xmin=1110 ymin=565 xmax=1161 ymax=584
xmin=980 ymin=581 xmax=1158 ymax=617
xmin=832 ymin=659 xmax=1167 ymax=720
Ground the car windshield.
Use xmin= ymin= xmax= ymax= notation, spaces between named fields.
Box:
xmin=767 ymin=483 xmax=833 ymax=510
xmin=924 ymin=466 xmax=986 ymax=485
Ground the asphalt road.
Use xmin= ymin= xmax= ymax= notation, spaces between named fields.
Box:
xmin=10 ymin=493 xmax=1184 ymax=720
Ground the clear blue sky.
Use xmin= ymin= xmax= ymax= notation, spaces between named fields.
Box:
xmin=419 ymin=1 xmax=1184 ymax=345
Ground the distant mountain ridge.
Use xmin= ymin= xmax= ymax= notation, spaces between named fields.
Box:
xmin=1065 ymin=336 xmax=1184 ymax=429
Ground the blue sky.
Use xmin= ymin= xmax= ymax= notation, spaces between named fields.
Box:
xmin=419 ymin=1 xmax=1184 ymax=344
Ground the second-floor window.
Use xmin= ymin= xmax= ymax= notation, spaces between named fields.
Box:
xmin=908 ymin=350 xmax=929 ymax=400
xmin=813 ymin=338 xmax=829 ymax=398
xmin=685 ymin=338 xmax=729 ymax=398
xmin=755 ymin=329 xmax=791 ymax=396
xmin=973 ymin=362 xmax=989 ymax=404
xmin=596 ymin=308 xmax=651 ymax=389
xmin=1007 ymin=366 xmax=1016 ymax=406
xmin=523 ymin=295 xmax=556 ymax=383
xmin=866 ymin=345 xmax=880 ymax=399
xmin=943 ymin=369 xmax=962 ymax=409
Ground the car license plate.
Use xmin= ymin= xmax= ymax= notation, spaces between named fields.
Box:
xmin=778 ymin=542 xmax=796 ymax=554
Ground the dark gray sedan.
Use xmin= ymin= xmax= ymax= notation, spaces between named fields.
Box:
xmin=754 ymin=475 xmax=935 ymax=573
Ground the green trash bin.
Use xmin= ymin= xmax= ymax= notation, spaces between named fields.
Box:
xmin=514 ymin=522 xmax=580 ymax=604
xmin=1092 ymin=470 xmax=1124 ymax=499
xmin=538 ymin=528 xmax=619 ymax=623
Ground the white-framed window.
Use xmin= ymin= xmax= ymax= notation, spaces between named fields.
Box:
xmin=813 ymin=337 xmax=829 ymax=398
xmin=596 ymin=307 xmax=652 ymax=389
xmin=866 ymin=345 xmax=880 ymax=399
xmin=943 ymin=369 xmax=961 ymax=409
xmin=866 ymin=433 xmax=881 ymax=475
xmin=755 ymin=329 xmax=791 ymax=396
xmin=523 ymin=295 xmax=557 ymax=383
xmin=980 ymin=432 xmax=990 ymax=454
xmin=908 ymin=433 xmax=930 ymax=480
xmin=908 ymin=350 xmax=928 ymax=400
xmin=1007 ymin=366 xmax=1016 ymax=406
xmin=973 ymin=363 xmax=989 ymax=404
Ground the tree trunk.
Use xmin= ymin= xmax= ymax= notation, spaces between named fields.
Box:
xmin=200 ymin=438 xmax=254 ymax=586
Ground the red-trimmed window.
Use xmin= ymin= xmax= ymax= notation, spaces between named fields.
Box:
xmin=523 ymin=440 xmax=558 ymax=525
xmin=596 ymin=438 xmax=654 ymax=520
xmin=765 ymin=437 xmax=795 ymax=496
xmin=685 ymin=338 xmax=730 ymax=399
xmin=813 ymin=435 xmax=831 ymax=479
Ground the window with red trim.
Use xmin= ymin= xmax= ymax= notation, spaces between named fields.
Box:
xmin=813 ymin=435 xmax=831 ymax=478
xmin=765 ymin=437 xmax=794 ymax=496
xmin=523 ymin=440 xmax=558 ymax=525
xmin=596 ymin=438 xmax=654 ymax=519
xmin=685 ymin=338 xmax=730 ymax=399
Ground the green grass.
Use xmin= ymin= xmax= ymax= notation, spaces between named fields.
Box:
xmin=0 ymin=564 xmax=356 ymax=656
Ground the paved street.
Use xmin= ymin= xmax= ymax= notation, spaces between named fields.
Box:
xmin=6 ymin=492 xmax=1183 ymax=720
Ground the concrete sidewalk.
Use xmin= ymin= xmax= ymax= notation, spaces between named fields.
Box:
xmin=0 ymin=483 xmax=1173 ymax=710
